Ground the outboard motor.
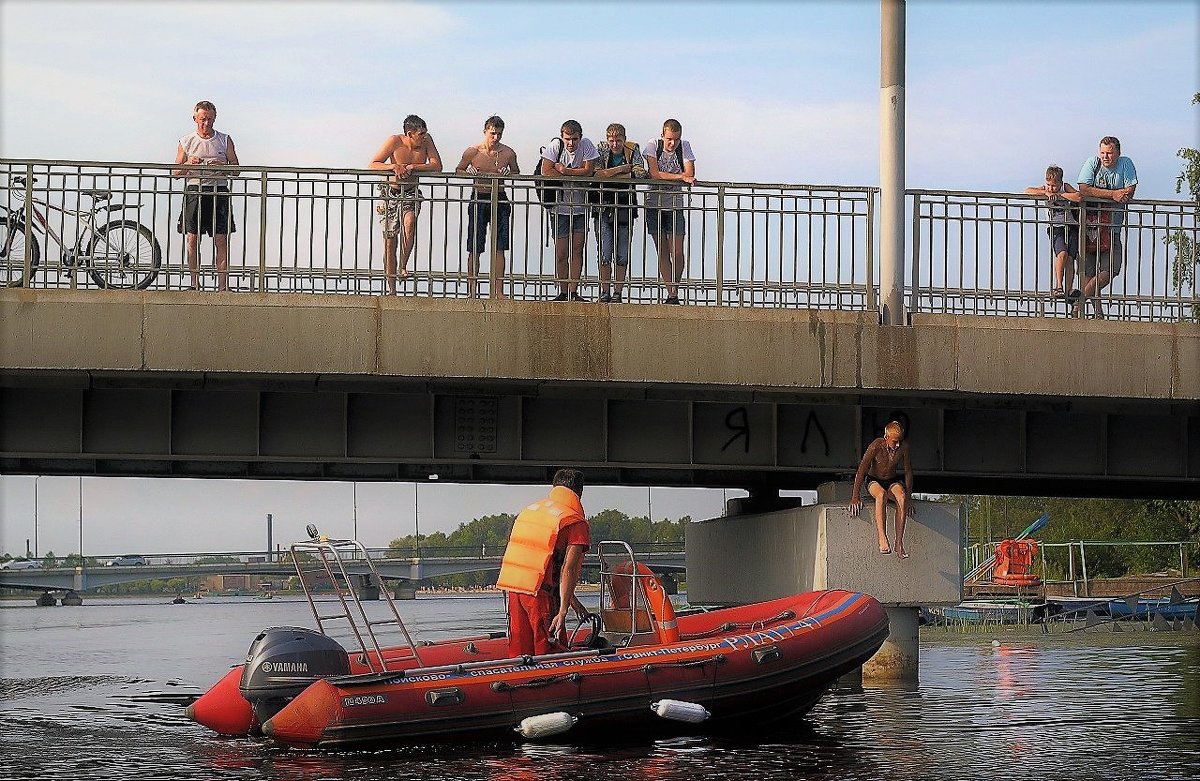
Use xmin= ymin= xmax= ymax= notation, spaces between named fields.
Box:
xmin=240 ymin=626 xmax=349 ymax=725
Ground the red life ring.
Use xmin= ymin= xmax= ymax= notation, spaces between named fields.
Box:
xmin=608 ymin=561 xmax=679 ymax=643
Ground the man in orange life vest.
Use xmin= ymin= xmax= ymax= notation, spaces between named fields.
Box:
xmin=496 ymin=468 xmax=591 ymax=657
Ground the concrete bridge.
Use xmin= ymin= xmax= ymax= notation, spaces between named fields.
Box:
xmin=3 ymin=290 xmax=1197 ymax=497
xmin=3 ymin=153 xmax=1199 ymax=681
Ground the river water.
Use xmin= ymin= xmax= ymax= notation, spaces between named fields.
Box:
xmin=1 ymin=593 xmax=1198 ymax=781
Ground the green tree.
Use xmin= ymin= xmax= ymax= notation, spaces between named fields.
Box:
xmin=959 ymin=495 xmax=1197 ymax=579
xmin=1168 ymin=92 xmax=1200 ymax=320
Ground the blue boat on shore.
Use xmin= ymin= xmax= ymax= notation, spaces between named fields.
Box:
xmin=1106 ymin=596 xmax=1199 ymax=620
xmin=924 ymin=599 xmax=1052 ymax=625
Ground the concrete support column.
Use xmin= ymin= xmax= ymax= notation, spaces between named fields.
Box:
xmin=352 ymin=575 xmax=380 ymax=601
xmin=393 ymin=579 xmax=418 ymax=600
xmin=863 ymin=606 xmax=919 ymax=681
xmin=880 ymin=0 xmax=907 ymax=326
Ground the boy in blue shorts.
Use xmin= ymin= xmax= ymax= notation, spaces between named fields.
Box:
xmin=1025 ymin=165 xmax=1081 ymax=301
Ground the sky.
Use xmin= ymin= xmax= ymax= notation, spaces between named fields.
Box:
xmin=1 ymin=0 xmax=1197 ymax=557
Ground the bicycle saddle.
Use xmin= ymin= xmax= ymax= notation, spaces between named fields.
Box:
xmin=82 ymin=189 xmax=112 ymax=201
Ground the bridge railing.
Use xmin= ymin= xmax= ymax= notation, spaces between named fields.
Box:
xmin=5 ymin=159 xmax=1195 ymax=322
xmin=909 ymin=189 xmax=1199 ymax=322
xmin=0 ymin=158 xmax=877 ymax=309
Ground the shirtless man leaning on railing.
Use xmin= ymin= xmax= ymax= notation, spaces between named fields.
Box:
xmin=455 ymin=115 xmax=520 ymax=299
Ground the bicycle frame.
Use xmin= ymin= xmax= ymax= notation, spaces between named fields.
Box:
xmin=5 ymin=188 xmax=102 ymax=263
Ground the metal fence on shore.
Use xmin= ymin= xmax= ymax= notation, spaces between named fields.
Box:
xmin=2 ymin=159 xmax=1196 ymax=322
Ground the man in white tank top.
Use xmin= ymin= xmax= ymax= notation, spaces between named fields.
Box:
xmin=173 ymin=100 xmax=240 ymax=291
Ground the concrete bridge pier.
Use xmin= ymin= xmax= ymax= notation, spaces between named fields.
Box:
xmin=351 ymin=575 xmax=380 ymax=601
xmin=686 ymin=482 xmax=961 ymax=682
xmin=393 ymin=579 xmax=418 ymax=600
xmin=863 ymin=606 xmax=919 ymax=680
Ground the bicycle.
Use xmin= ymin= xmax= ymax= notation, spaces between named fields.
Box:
xmin=1 ymin=175 xmax=163 ymax=289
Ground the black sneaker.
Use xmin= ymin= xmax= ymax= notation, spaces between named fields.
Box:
xmin=664 ymin=296 xmax=681 ymax=305
xmin=570 ymin=293 xmax=589 ymax=302
xmin=1067 ymin=289 xmax=1082 ymax=300
xmin=552 ymin=292 xmax=568 ymax=302
xmin=610 ymin=292 xmax=622 ymax=303
xmin=598 ymin=293 xmax=611 ymax=303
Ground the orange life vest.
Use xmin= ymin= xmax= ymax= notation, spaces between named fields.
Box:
xmin=496 ymin=486 xmax=584 ymax=596
xmin=993 ymin=539 xmax=1041 ymax=586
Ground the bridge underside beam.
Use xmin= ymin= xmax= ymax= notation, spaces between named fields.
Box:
xmin=2 ymin=372 xmax=1198 ymax=497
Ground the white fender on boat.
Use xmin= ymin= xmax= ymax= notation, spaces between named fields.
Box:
xmin=650 ymin=699 xmax=711 ymax=723
xmin=514 ymin=711 xmax=578 ymax=739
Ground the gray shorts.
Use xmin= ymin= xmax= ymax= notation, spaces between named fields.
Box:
xmin=376 ymin=184 xmax=422 ymax=237
xmin=1080 ymin=234 xmax=1123 ymax=278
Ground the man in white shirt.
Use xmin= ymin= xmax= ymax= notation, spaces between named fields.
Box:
xmin=644 ymin=119 xmax=696 ymax=305
xmin=173 ymin=101 xmax=240 ymax=291
xmin=540 ymin=120 xmax=598 ymax=301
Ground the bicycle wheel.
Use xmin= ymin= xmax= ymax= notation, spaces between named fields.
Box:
xmin=87 ymin=219 xmax=162 ymax=290
xmin=0 ymin=213 xmax=41 ymax=287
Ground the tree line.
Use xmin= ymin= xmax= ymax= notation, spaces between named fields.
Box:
xmin=957 ymin=495 xmax=1199 ymax=579
xmin=385 ymin=509 xmax=688 ymax=588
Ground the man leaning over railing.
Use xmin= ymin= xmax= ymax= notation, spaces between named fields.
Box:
xmin=172 ymin=100 xmax=239 ymax=292
xmin=369 ymin=114 xmax=443 ymax=295
xmin=1075 ymin=136 xmax=1138 ymax=319
xmin=455 ymin=116 xmax=520 ymax=299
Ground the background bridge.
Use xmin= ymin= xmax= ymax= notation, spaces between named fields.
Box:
xmin=0 ymin=546 xmax=687 ymax=595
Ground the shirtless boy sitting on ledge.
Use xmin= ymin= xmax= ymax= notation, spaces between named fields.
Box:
xmin=849 ymin=421 xmax=914 ymax=558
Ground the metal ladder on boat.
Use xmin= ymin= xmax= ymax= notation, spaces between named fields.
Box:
xmin=289 ymin=526 xmax=424 ymax=672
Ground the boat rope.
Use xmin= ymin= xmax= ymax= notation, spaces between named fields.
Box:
xmin=491 ymin=673 xmax=582 ymax=692
xmin=643 ymin=654 xmax=727 ymax=674
xmin=680 ymin=612 xmax=794 ymax=640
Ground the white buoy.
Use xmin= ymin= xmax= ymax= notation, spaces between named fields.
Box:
xmin=514 ymin=711 xmax=577 ymax=739
xmin=650 ymin=699 xmax=710 ymax=723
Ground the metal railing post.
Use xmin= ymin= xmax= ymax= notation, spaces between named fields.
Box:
xmin=1068 ymin=542 xmax=1077 ymax=597
xmin=715 ymin=186 xmax=725 ymax=306
xmin=865 ymin=189 xmax=876 ymax=311
xmin=22 ymin=163 xmax=34 ymax=287
xmin=257 ymin=170 xmax=268 ymax=293
xmin=1078 ymin=542 xmax=1090 ymax=598
xmin=908 ymin=191 xmax=921 ymax=316
xmin=488 ymin=177 xmax=499 ymax=298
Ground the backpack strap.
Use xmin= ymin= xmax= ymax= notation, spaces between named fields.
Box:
xmin=543 ymin=137 xmax=565 ymax=173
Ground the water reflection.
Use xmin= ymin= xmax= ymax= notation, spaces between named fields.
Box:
xmin=2 ymin=600 xmax=1198 ymax=781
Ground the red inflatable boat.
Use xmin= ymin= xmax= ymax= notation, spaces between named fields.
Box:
xmin=187 ymin=535 xmax=889 ymax=748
